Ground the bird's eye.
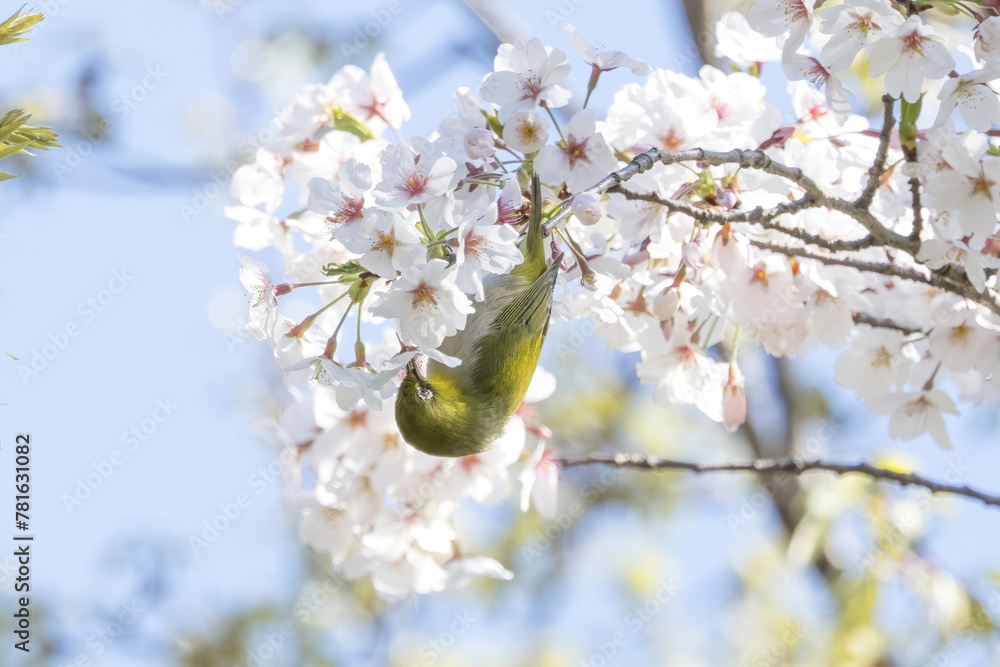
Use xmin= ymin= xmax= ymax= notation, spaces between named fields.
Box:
xmin=417 ymin=386 xmax=433 ymax=401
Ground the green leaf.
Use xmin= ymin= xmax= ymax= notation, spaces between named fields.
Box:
xmin=899 ymin=96 xmax=922 ymax=153
xmin=0 ymin=171 xmax=21 ymax=181
xmin=321 ymin=260 xmax=361 ymax=277
xmin=0 ymin=109 xmax=29 ymax=144
xmin=481 ymin=109 xmax=504 ymax=139
xmin=0 ymin=141 xmax=30 ymax=160
xmin=0 ymin=8 xmax=44 ymax=45
xmin=327 ymin=107 xmax=377 ymax=142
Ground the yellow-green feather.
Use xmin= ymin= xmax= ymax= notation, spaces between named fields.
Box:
xmin=395 ymin=174 xmax=560 ymax=457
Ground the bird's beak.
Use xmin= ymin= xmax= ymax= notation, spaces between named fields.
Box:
xmin=406 ymin=358 xmax=424 ymax=382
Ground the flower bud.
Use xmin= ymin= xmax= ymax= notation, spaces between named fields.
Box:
xmin=722 ymin=381 xmax=746 ymax=433
xmin=653 ymin=289 xmax=680 ymax=320
xmin=464 ymin=127 xmax=495 ymax=160
xmin=715 ymin=188 xmax=738 ymax=210
xmin=682 ymin=241 xmax=706 ymax=269
xmin=570 ymin=192 xmax=602 ymax=226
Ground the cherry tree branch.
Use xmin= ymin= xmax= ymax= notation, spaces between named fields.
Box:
xmin=539 ymin=119 xmax=1000 ymax=316
xmin=751 ymin=238 xmax=1000 ymax=317
xmin=853 ymin=312 xmax=924 ymax=335
xmin=856 ymin=95 xmax=896 ymax=210
xmin=608 ymin=186 xmax=873 ymax=252
xmin=558 ymin=453 xmax=1000 ymax=508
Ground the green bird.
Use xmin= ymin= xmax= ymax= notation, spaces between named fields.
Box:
xmin=396 ymin=174 xmax=562 ymax=457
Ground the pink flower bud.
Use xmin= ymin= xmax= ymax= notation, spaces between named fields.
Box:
xmin=571 ymin=192 xmax=602 ymax=226
xmin=722 ymin=378 xmax=746 ymax=433
xmin=682 ymin=241 xmax=706 ymax=269
xmin=653 ymin=289 xmax=680 ymax=320
xmin=715 ymin=188 xmax=738 ymax=210
xmin=463 ymin=127 xmax=496 ymax=160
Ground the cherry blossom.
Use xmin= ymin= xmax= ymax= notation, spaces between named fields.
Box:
xmin=231 ymin=148 xmax=284 ymax=214
xmin=340 ymin=208 xmax=424 ymax=279
xmin=454 ymin=204 xmax=523 ymax=301
xmin=564 ymin=23 xmax=650 ymax=76
xmin=519 ymin=443 xmax=559 ymax=518
xmin=818 ymin=0 xmax=903 ymax=72
xmin=783 ymin=55 xmax=852 ymax=124
xmin=369 ymin=259 xmax=474 ymax=349
xmin=869 ymin=390 xmax=959 ymax=450
xmin=373 ymin=143 xmax=457 ymax=208
xmin=480 ymin=37 xmax=572 ymax=123
xmin=504 ymin=109 xmax=549 ymax=154
xmin=226 ymin=13 xmax=1000 ymax=599
xmin=866 ymin=16 xmax=955 ymax=104
xmin=936 ymin=70 xmax=1000 ymax=132
xmin=747 ymin=0 xmax=812 ymax=63
xmin=975 ymin=17 xmax=1000 ymax=65
xmin=534 ymin=109 xmax=617 ymax=192
xmin=714 ymin=11 xmax=782 ymax=69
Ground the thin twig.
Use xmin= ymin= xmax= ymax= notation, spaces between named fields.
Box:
xmin=538 ymin=144 xmax=1000 ymax=316
xmin=750 ymin=239 xmax=936 ymax=286
xmin=609 ymin=186 xmax=873 ymax=252
xmin=853 ymin=312 xmax=924 ymax=335
xmin=908 ymin=175 xmax=924 ymax=241
xmin=558 ymin=454 xmax=1000 ymax=508
xmin=751 ymin=239 xmax=1000 ymax=316
xmin=856 ymin=95 xmax=895 ymax=210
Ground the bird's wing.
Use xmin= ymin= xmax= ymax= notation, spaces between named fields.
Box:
xmin=495 ymin=252 xmax=563 ymax=334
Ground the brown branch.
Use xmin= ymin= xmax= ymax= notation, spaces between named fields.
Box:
xmin=751 ymin=239 xmax=1000 ymax=317
xmin=608 ymin=186 xmax=872 ymax=252
xmin=750 ymin=239 xmax=936 ymax=286
xmin=540 ymin=144 xmax=1000 ymax=316
xmin=908 ymin=175 xmax=924 ymax=241
xmin=558 ymin=454 xmax=1000 ymax=509
xmin=856 ymin=95 xmax=895 ymax=210
xmin=853 ymin=312 xmax=924 ymax=335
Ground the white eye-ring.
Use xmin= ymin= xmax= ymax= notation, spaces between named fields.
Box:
xmin=417 ymin=386 xmax=433 ymax=401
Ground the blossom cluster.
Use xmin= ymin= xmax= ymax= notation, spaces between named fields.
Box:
xmin=229 ymin=4 xmax=1000 ymax=598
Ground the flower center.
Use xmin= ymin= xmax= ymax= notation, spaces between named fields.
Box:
xmin=660 ymin=128 xmax=683 ymax=150
xmin=464 ymin=232 xmax=485 ymax=258
xmin=404 ymin=173 xmax=428 ymax=195
xmin=521 ymin=74 xmax=544 ymax=101
xmin=411 ymin=281 xmax=438 ymax=306
xmin=903 ymin=30 xmax=926 ymax=53
xmin=565 ymin=136 xmax=590 ymax=167
xmin=332 ymin=196 xmax=364 ymax=224
xmin=373 ymin=230 xmax=399 ymax=253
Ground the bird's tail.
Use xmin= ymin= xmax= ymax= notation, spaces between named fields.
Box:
xmin=522 ymin=173 xmax=546 ymax=271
